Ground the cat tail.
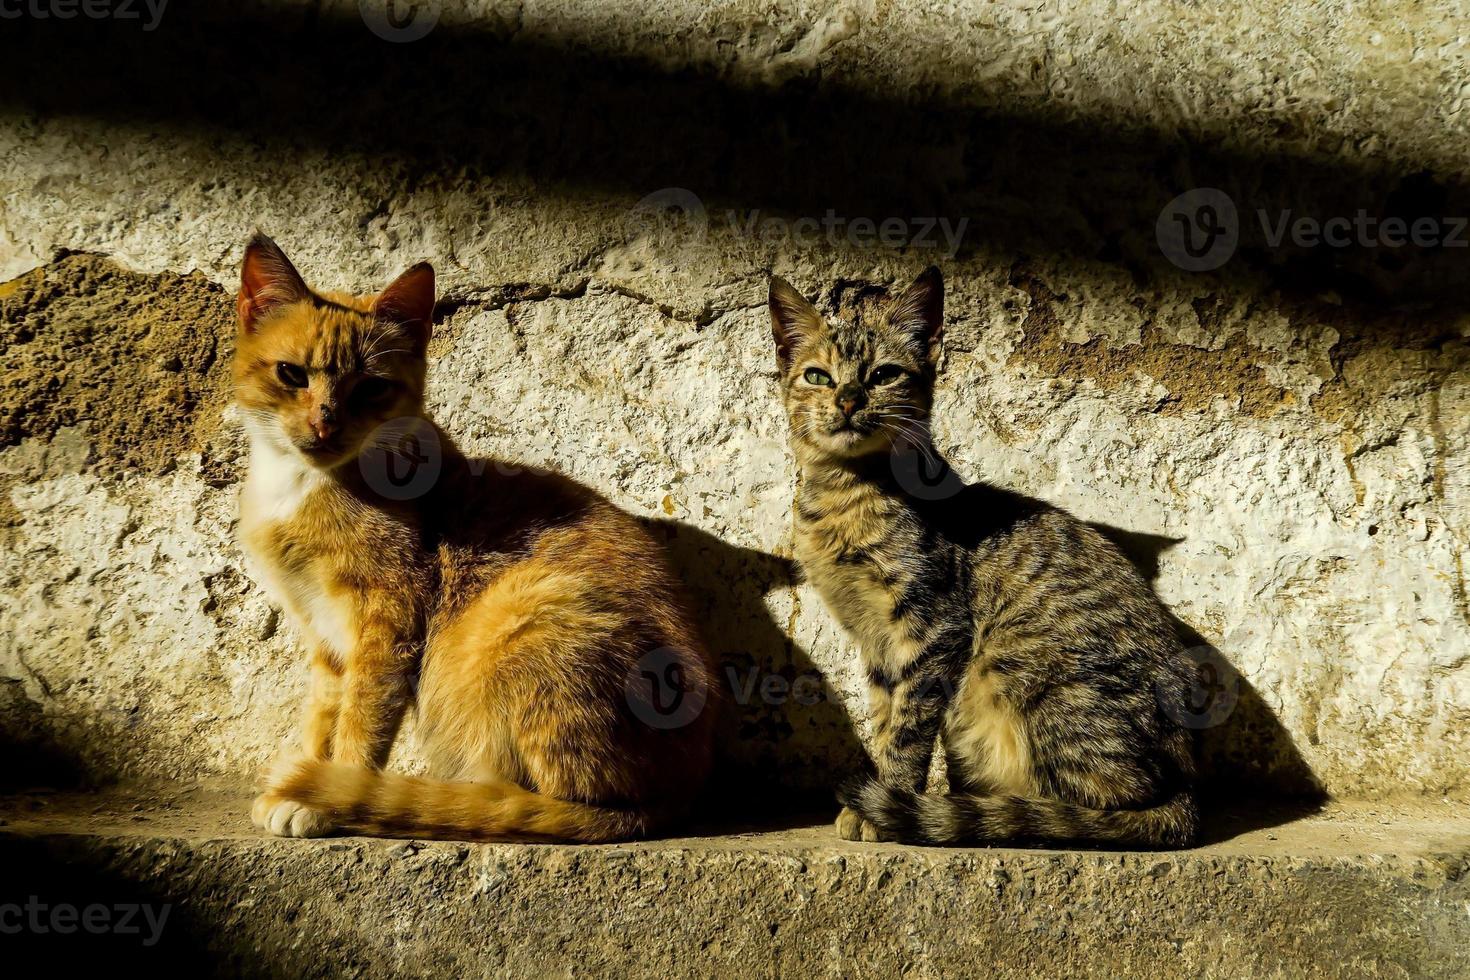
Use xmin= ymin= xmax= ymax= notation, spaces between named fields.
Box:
xmin=265 ymin=759 xmax=661 ymax=843
xmin=839 ymin=778 xmax=1197 ymax=849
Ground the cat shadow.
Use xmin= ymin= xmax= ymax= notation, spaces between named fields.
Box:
xmin=640 ymin=518 xmax=868 ymax=830
xmin=1092 ymin=522 xmax=1329 ymax=843
xmin=0 ymin=824 xmax=214 ymax=970
xmin=0 ymin=738 xmax=214 ymax=967
xmin=640 ymin=508 xmax=1327 ymax=841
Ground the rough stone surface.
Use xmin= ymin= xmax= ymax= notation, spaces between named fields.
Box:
xmin=2 ymin=789 xmax=1468 ymax=977
xmin=0 ymin=256 xmax=238 ymax=475
xmin=0 ymin=2 xmax=1466 ymax=802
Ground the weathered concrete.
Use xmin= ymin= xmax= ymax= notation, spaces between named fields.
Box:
xmin=0 ymin=2 xmax=1466 ymax=802
xmin=1 ymin=789 xmax=1468 ymax=977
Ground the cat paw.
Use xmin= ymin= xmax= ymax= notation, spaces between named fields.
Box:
xmin=835 ymin=805 xmax=888 ymax=842
xmin=252 ymin=794 xmax=335 ymax=838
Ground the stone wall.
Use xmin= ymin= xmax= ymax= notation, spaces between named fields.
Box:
xmin=0 ymin=2 xmax=1465 ymax=800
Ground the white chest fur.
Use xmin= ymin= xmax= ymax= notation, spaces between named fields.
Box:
xmin=239 ymin=433 xmax=358 ymax=660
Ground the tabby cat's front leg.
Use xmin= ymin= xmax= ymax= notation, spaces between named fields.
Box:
xmin=870 ymin=663 xmax=953 ymax=793
xmin=836 ymin=664 xmax=898 ymax=842
xmin=838 ymin=645 xmax=959 ymax=842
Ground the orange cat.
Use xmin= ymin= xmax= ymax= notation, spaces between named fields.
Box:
xmin=235 ymin=234 xmax=716 ymax=841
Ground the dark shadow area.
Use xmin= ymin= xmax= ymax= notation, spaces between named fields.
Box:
xmin=1091 ymin=521 xmax=1328 ymax=843
xmin=642 ymin=518 xmax=868 ymax=826
xmin=0 ymin=6 xmax=1466 ymax=328
xmin=0 ymin=772 xmax=218 ymax=965
xmin=0 ymin=679 xmax=94 ymax=791
xmin=0 ymin=838 xmax=214 ymax=970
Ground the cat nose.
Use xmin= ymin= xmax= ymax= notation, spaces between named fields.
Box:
xmin=836 ymin=385 xmax=866 ymax=418
xmin=310 ymin=404 xmax=338 ymax=440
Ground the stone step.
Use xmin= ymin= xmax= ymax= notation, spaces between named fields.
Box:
xmin=1 ymin=787 xmax=1467 ymax=977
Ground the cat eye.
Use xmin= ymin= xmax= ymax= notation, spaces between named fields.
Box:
xmin=803 ymin=367 xmax=834 ymax=387
xmin=275 ymin=362 xmax=308 ymax=388
xmin=868 ymin=364 xmax=904 ymax=386
xmin=353 ymin=377 xmax=394 ymax=403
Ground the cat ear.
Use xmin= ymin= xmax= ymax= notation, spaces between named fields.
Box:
xmin=237 ymin=233 xmax=312 ymax=333
xmin=888 ymin=266 xmax=944 ymax=351
xmin=373 ymin=262 xmax=436 ymax=353
xmin=769 ymin=276 xmax=824 ymax=368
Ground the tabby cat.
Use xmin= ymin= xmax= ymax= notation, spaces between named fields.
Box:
xmin=236 ymin=234 xmax=715 ymax=841
xmin=768 ymin=267 xmax=1198 ymax=847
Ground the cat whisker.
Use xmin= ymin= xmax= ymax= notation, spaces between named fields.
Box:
xmin=363 ymin=320 xmax=399 ymax=353
xmin=363 ymin=347 xmax=413 ymax=365
xmin=881 ymin=418 xmax=942 ymax=467
xmin=359 ymin=324 xmax=391 ymax=362
xmin=888 ymin=423 xmax=938 ymax=458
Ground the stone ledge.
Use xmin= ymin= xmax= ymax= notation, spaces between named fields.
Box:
xmin=1 ymin=788 xmax=1467 ymax=977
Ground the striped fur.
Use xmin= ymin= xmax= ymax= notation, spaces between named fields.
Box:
xmin=264 ymin=759 xmax=654 ymax=842
xmin=839 ymin=779 xmax=1197 ymax=848
xmin=236 ymin=235 xmax=716 ymax=843
xmin=771 ymin=268 xmax=1198 ymax=849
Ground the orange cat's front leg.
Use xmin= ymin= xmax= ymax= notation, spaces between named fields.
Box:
xmin=256 ymin=620 xmax=413 ymax=838
xmin=301 ymin=649 xmax=342 ymax=760
xmin=331 ymin=617 xmax=416 ymax=769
